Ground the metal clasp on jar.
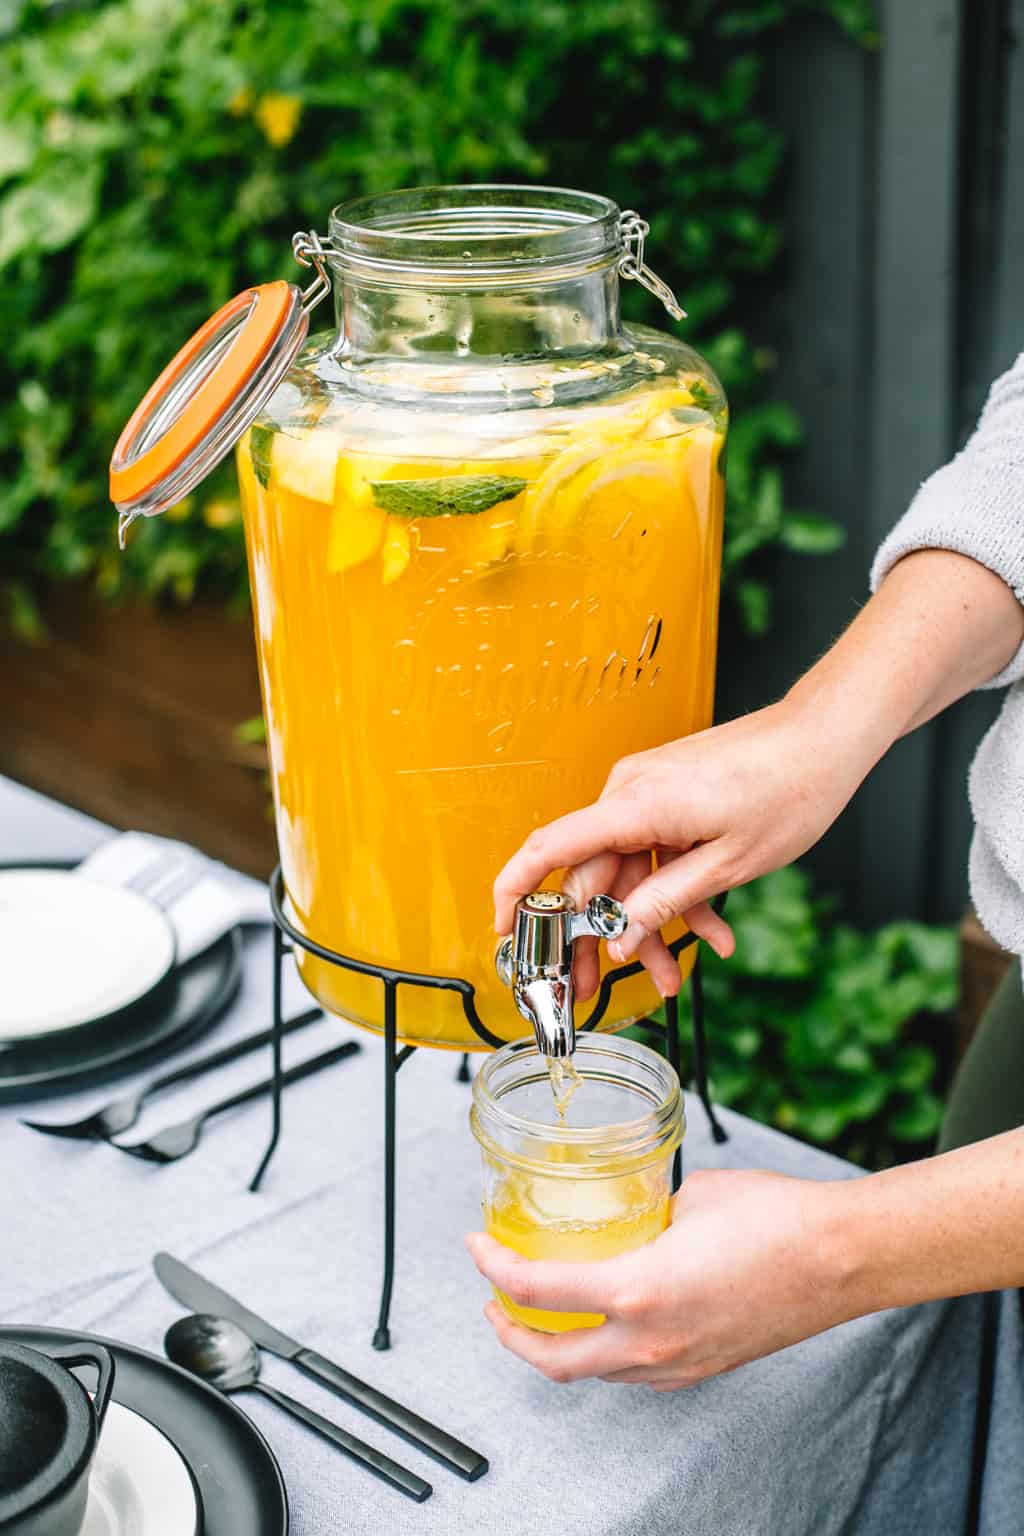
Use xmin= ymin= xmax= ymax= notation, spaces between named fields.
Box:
xmin=291 ymin=230 xmax=334 ymax=315
xmin=617 ymin=212 xmax=686 ymax=321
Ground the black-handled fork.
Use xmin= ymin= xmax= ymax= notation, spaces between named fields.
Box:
xmin=21 ymin=1008 xmax=324 ymax=1142
xmin=114 ymin=1040 xmax=360 ymax=1163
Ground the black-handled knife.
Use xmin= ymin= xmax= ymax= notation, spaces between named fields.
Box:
xmin=154 ymin=1252 xmax=489 ymax=1481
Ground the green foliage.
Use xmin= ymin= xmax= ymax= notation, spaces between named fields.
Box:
xmin=8 ymin=0 xmax=948 ymax=1168
xmin=234 ymin=715 xmax=268 ymax=746
xmin=0 ymin=0 xmax=871 ymax=626
xmin=718 ymin=395 xmax=845 ymax=633
xmin=665 ymin=867 xmax=957 ymax=1167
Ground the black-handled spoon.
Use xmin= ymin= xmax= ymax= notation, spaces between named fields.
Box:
xmin=165 ymin=1315 xmax=431 ymax=1503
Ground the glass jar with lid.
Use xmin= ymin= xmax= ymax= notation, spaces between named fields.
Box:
xmin=111 ymin=184 xmax=727 ymax=1050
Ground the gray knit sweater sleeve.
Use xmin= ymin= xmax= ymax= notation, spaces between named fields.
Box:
xmin=871 ymin=350 xmax=1024 ymax=685
xmin=869 ymin=349 xmax=1024 ymax=952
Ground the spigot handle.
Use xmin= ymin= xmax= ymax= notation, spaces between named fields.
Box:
xmin=495 ymin=936 xmax=515 ymax=988
xmin=569 ymin=894 xmax=628 ymax=943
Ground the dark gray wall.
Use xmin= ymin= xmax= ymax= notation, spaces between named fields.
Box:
xmin=720 ymin=0 xmax=1023 ymax=926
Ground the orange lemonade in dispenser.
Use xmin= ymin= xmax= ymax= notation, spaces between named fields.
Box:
xmin=112 ymin=186 xmax=726 ymax=1051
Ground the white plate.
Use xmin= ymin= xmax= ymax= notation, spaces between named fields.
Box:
xmin=83 ymin=1398 xmax=200 ymax=1536
xmin=0 ymin=870 xmax=176 ymax=1041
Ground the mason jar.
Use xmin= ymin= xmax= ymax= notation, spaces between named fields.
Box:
xmin=470 ymin=1032 xmax=684 ymax=1332
xmin=112 ymin=184 xmax=727 ymax=1050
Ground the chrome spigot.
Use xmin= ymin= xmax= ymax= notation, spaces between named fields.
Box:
xmin=495 ymin=891 xmax=629 ymax=1058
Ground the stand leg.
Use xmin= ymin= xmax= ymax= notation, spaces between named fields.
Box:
xmin=664 ymin=992 xmax=683 ymax=1192
xmin=373 ymin=980 xmax=399 ymax=1351
xmin=249 ymin=924 xmax=286 ymax=1192
xmin=690 ymin=953 xmax=728 ymax=1145
xmin=456 ymin=1052 xmax=471 ymax=1083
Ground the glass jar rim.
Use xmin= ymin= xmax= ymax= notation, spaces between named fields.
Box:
xmin=471 ymin=1032 xmax=683 ymax=1175
xmin=327 ymin=184 xmax=622 ymax=284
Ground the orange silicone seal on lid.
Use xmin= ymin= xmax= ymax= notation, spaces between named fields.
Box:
xmin=109 ymin=279 xmax=309 ymax=534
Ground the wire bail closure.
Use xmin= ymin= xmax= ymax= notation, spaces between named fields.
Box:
xmin=292 ymin=230 xmax=332 ymax=315
xmin=617 ymin=211 xmax=686 ymax=321
xmin=292 ymin=212 xmax=684 ymax=321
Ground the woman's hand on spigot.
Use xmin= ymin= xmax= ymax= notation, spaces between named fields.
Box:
xmin=493 ymin=697 xmax=870 ymax=1000
xmin=494 ymin=549 xmax=1024 ymax=1001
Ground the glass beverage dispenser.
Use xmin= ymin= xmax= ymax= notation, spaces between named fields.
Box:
xmin=111 ymin=185 xmax=726 ymax=1050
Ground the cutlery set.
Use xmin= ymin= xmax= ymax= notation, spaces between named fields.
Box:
xmin=21 ymin=1024 xmax=486 ymax=1503
xmin=155 ymin=1253 xmax=488 ymax=1502
xmin=22 ymin=1008 xmax=360 ymax=1162
xmin=12 ymin=840 xmax=491 ymax=1511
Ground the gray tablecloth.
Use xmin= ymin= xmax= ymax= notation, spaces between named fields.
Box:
xmin=1 ymin=775 xmax=1021 ymax=1535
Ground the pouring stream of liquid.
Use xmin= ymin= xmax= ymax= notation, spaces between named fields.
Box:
xmin=546 ymin=1056 xmax=584 ymax=1120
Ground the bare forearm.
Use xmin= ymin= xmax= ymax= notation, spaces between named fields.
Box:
xmin=776 ymin=554 xmax=1024 ymax=1318
xmin=470 ymin=1138 xmax=1024 ymax=1390
xmin=826 ymin=1129 xmax=1024 ymax=1318
xmin=786 ymin=549 xmax=1024 ymax=776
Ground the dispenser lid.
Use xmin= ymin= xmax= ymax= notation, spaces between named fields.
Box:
xmin=109 ymin=280 xmax=309 ymax=541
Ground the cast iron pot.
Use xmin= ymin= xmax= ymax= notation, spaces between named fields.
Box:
xmin=0 ymin=1341 xmax=114 ymax=1536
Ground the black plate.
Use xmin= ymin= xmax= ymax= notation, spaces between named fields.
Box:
xmin=0 ymin=862 xmax=242 ymax=1104
xmin=0 ymin=1325 xmax=288 ymax=1536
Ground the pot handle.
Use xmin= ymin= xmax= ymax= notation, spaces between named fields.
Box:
xmin=49 ymin=1345 xmax=116 ymax=1441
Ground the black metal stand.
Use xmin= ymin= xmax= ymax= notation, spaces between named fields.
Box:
xmin=251 ymin=867 xmax=728 ymax=1349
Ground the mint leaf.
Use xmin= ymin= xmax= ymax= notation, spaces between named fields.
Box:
xmin=250 ymin=425 xmax=274 ymax=488
xmin=684 ymin=379 xmax=716 ymax=410
xmin=369 ymin=475 xmax=527 ymax=518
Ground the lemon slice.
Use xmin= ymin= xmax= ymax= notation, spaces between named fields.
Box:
xmin=516 ymin=387 xmax=686 ymax=526
xmin=328 ymin=459 xmax=388 ymax=573
xmin=560 ymin=441 xmax=684 ymax=534
xmin=271 ymin=429 xmax=339 ymax=505
xmin=520 ymin=436 xmax=622 ymax=527
xmin=379 ymin=518 xmax=412 ymax=583
xmin=680 ymin=423 xmax=725 ymax=492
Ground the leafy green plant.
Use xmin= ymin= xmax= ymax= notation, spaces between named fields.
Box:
xmin=664 ymin=867 xmax=957 ymax=1168
xmin=0 ymin=0 xmax=872 ymax=635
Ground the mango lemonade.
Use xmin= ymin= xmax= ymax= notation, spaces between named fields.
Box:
xmin=484 ymin=1156 xmax=670 ymax=1332
xmin=238 ymin=371 xmax=724 ymax=1047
